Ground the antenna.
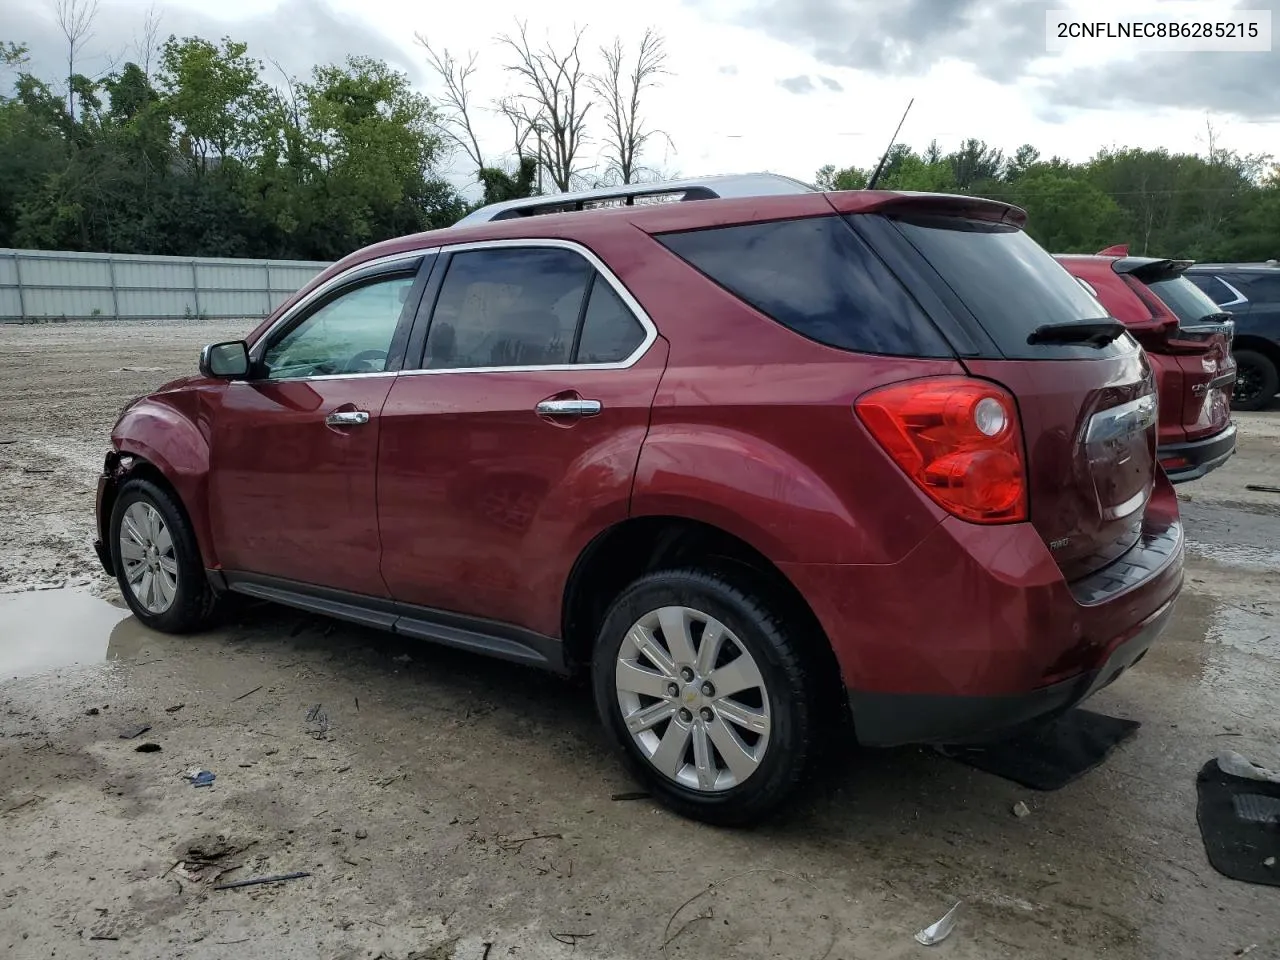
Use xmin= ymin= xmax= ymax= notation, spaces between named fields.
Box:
xmin=866 ymin=98 xmax=914 ymax=191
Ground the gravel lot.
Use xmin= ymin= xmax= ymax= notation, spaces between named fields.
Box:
xmin=1 ymin=320 xmax=1278 ymax=960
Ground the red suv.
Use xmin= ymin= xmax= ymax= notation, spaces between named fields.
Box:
xmin=1056 ymin=247 xmax=1237 ymax=482
xmin=95 ymin=178 xmax=1184 ymax=824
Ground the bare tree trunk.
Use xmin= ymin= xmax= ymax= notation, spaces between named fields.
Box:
xmin=54 ymin=0 xmax=99 ymax=120
xmin=135 ymin=3 xmax=162 ymax=80
xmin=589 ymin=29 xmax=668 ymax=185
xmin=498 ymin=21 xmax=592 ymax=193
xmin=416 ymin=36 xmax=486 ymax=174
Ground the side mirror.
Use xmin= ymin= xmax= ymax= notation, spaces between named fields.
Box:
xmin=199 ymin=341 xmax=251 ymax=379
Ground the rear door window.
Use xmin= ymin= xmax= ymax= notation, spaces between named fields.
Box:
xmin=890 ymin=215 xmax=1128 ymax=360
xmin=656 ymin=216 xmax=951 ymax=357
xmin=575 ymin=278 xmax=647 ymax=363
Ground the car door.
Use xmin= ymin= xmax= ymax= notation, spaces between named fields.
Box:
xmin=209 ymin=253 xmax=433 ymax=596
xmin=377 ymin=240 xmax=668 ymax=637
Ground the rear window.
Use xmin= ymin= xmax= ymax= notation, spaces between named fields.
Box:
xmin=656 ymin=216 xmax=951 ymax=357
xmin=892 ymin=215 xmax=1128 ymax=360
xmin=1147 ymin=277 xmax=1223 ymax=324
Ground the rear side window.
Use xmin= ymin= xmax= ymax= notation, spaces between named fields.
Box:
xmin=1186 ymin=274 xmax=1239 ymax=306
xmin=1147 ymin=277 xmax=1223 ymax=324
xmin=892 ymin=216 xmax=1126 ymax=360
xmin=576 ymin=278 xmax=646 ymax=363
xmin=656 ymin=216 xmax=951 ymax=357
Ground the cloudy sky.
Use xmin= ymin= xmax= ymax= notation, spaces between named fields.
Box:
xmin=2 ymin=0 xmax=1276 ymax=197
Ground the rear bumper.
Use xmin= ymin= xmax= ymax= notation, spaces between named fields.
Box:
xmin=847 ymin=597 xmax=1174 ymax=746
xmin=780 ymin=473 xmax=1184 ymax=746
xmin=1159 ymin=423 xmax=1236 ymax=484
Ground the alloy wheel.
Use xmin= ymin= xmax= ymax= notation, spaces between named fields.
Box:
xmin=614 ymin=605 xmax=771 ymax=792
xmin=119 ymin=500 xmax=178 ymax=614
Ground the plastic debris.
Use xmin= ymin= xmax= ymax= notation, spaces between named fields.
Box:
xmin=1218 ymin=751 xmax=1280 ymax=784
xmin=183 ymin=768 xmax=216 ymax=787
xmin=914 ymin=902 xmax=961 ymax=946
xmin=118 ymin=724 xmax=151 ymax=739
xmin=1012 ymin=801 xmax=1031 ymax=818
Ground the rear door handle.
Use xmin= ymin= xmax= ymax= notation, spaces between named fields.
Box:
xmin=325 ymin=410 xmax=370 ymax=426
xmin=536 ymin=399 xmax=602 ymax=418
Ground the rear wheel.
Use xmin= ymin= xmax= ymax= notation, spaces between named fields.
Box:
xmin=591 ymin=569 xmax=818 ymax=826
xmin=110 ymin=478 xmax=216 ymax=633
xmin=1231 ymin=349 xmax=1279 ymax=411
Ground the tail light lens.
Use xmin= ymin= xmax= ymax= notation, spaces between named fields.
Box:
xmin=855 ymin=377 xmax=1027 ymax=524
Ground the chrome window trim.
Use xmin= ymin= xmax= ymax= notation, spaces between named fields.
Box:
xmin=398 ymin=237 xmax=659 ymax=377
xmin=1214 ymin=277 xmax=1249 ymax=309
xmin=247 ymin=249 xmax=435 ymax=370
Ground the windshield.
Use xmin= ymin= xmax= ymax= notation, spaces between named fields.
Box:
xmin=890 ymin=215 xmax=1125 ymax=359
xmin=1148 ymin=276 xmax=1225 ymax=324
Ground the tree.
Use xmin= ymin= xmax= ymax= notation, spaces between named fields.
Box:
xmin=499 ymin=21 xmax=592 ymax=192
xmin=589 ymin=29 xmax=668 ymax=185
xmin=158 ymin=36 xmax=272 ymax=171
xmin=53 ymin=0 xmax=99 ymax=120
xmin=417 ymin=38 xmax=485 ymax=174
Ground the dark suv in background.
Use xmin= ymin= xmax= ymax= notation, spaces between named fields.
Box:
xmin=1186 ymin=262 xmax=1280 ymax=410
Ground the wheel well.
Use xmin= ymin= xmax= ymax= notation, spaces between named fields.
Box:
xmin=1234 ymin=335 xmax=1280 ymax=372
xmin=561 ymin=516 xmax=844 ymax=692
xmin=103 ymin=455 xmax=197 ymax=554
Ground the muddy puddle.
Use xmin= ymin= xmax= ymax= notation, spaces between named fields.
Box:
xmin=0 ymin=588 xmax=162 ymax=678
xmin=1185 ymin=539 xmax=1280 ymax=572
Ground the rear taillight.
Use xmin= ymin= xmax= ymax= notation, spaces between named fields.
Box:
xmin=855 ymin=377 xmax=1027 ymax=524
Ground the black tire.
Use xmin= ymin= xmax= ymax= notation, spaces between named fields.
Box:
xmin=591 ymin=569 xmax=819 ymax=826
xmin=109 ymin=478 xmax=217 ymax=633
xmin=1231 ymin=349 xmax=1279 ymax=412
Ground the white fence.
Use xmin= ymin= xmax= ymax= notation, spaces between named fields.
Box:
xmin=0 ymin=248 xmax=332 ymax=323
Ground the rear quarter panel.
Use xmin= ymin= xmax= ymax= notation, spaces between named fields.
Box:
xmin=605 ymin=230 xmax=958 ymax=564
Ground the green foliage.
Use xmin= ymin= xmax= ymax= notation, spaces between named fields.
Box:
xmin=478 ymin=156 xmax=539 ymax=205
xmin=817 ymin=139 xmax=1279 ymax=260
xmin=0 ymin=35 xmax=465 ymax=258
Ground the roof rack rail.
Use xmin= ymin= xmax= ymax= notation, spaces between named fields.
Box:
xmin=455 ymin=173 xmax=816 ymax=226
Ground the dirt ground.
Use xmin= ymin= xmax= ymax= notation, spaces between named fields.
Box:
xmin=1 ymin=320 xmax=1278 ymax=960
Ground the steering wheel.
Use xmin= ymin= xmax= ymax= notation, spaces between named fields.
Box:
xmin=343 ymin=349 xmax=388 ymax=374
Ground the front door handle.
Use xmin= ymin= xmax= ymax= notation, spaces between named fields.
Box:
xmin=325 ymin=410 xmax=370 ymax=427
xmin=535 ymin=398 xmax=603 ymax=418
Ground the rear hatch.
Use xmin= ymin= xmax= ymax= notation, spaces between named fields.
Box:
xmin=848 ymin=206 xmax=1158 ymax=581
xmin=1113 ymin=259 xmax=1235 ymax=442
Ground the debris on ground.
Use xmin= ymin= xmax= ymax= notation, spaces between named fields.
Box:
xmin=118 ymin=724 xmax=151 ymax=739
xmin=213 ymin=871 xmax=310 ymax=891
xmin=164 ymin=703 xmax=184 ymax=713
xmin=1266 ymin=858 xmax=1276 ymax=868
xmin=183 ymin=768 xmax=216 ymax=787
xmin=231 ymin=685 xmax=263 ymax=702
xmin=135 ymin=742 xmax=162 ymax=753
xmin=611 ymin=791 xmax=651 ymax=801
xmin=1012 ymin=801 xmax=1031 ymax=818
xmin=84 ymin=708 xmax=99 ymax=716
xmin=915 ymin=902 xmax=961 ymax=946
xmin=354 ymin=828 xmax=368 ymax=840
xmin=1245 ymin=484 xmax=1280 ymax=494
xmin=305 ymin=704 xmax=330 ymax=739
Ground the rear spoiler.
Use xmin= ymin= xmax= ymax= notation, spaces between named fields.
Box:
xmin=1110 ymin=257 xmax=1193 ymax=284
xmin=826 ymin=190 xmax=1027 ymax=228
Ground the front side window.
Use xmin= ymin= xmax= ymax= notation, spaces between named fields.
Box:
xmin=425 ymin=248 xmax=590 ymax=369
xmin=262 ymin=275 xmax=415 ymax=379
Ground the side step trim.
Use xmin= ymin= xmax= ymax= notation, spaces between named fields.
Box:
xmin=219 ymin=571 xmax=566 ymax=673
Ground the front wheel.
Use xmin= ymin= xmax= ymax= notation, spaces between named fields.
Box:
xmin=110 ymin=478 xmax=216 ymax=633
xmin=592 ymin=569 xmax=819 ymax=826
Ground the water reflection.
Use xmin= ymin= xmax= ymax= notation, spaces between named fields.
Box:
xmin=0 ymin=588 xmax=163 ymax=679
